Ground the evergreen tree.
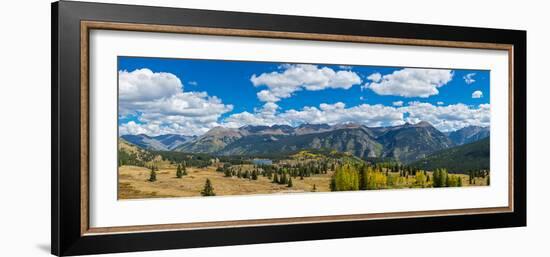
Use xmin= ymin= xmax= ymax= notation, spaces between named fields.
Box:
xmin=312 ymin=184 xmax=317 ymax=192
xmin=148 ymin=165 xmax=157 ymax=182
xmin=182 ymin=163 xmax=187 ymax=175
xmin=433 ymin=169 xmax=441 ymax=187
xmin=440 ymin=169 xmax=448 ymax=187
xmin=359 ymin=165 xmax=369 ymax=190
xmin=457 ymin=176 xmax=463 ymax=187
xmin=287 ymin=177 xmax=293 ymax=187
xmin=272 ymin=173 xmax=279 ymax=184
xmin=201 ymin=179 xmax=216 ymax=196
xmin=251 ymin=170 xmax=258 ymax=180
xmin=487 ymin=175 xmax=490 ymax=186
xmin=176 ymin=164 xmax=182 ymax=178
xmin=280 ymin=173 xmax=288 ymax=185
xmin=224 ymin=169 xmax=232 ymax=177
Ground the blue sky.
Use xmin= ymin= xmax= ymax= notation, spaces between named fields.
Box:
xmin=118 ymin=56 xmax=490 ymax=136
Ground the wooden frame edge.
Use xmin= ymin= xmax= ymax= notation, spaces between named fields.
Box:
xmin=80 ymin=21 xmax=90 ymax=235
xmin=79 ymin=20 xmax=515 ymax=236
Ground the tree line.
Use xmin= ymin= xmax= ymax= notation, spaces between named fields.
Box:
xmin=329 ymin=162 xmax=485 ymax=191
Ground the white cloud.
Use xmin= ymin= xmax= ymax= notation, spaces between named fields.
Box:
xmin=223 ymin=102 xmax=405 ymax=128
xmin=119 ymin=69 xmax=182 ymax=102
xmin=256 ymin=90 xmax=281 ymax=102
xmin=463 ymin=73 xmax=476 ymax=84
xmin=222 ymin=101 xmax=490 ymax=133
xmin=392 ymin=101 xmax=404 ymax=106
xmin=223 ymin=102 xmax=280 ymax=128
xmin=365 ymin=68 xmax=454 ymax=98
xmin=119 ymin=121 xmax=149 ymax=135
xmin=118 ymin=69 xmax=233 ymax=136
xmin=188 ymin=81 xmax=198 ymax=86
xmin=367 ymin=72 xmax=382 ymax=83
xmin=119 ymin=68 xmax=488 ymax=136
xmin=404 ymin=102 xmax=490 ymax=131
xmin=250 ymin=64 xmax=362 ymax=102
xmin=436 ymin=101 xmax=444 ymax=105
xmin=472 ymin=90 xmax=483 ymax=98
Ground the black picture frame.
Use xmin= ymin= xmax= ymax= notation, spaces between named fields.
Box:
xmin=52 ymin=1 xmax=526 ymax=256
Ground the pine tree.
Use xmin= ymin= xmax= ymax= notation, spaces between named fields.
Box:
xmin=148 ymin=165 xmax=157 ymax=182
xmin=182 ymin=163 xmax=187 ymax=175
xmin=201 ymin=179 xmax=215 ymax=196
xmin=487 ymin=175 xmax=490 ymax=186
xmin=359 ymin=165 xmax=369 ymax=190
xmin=287 ymin=177 xmax=293 ymax=187
xmin=441 ymin=169 xmax=448 ymax=187
xmin=433 ymin=169 xmax=441 ymax=187
xmin=176 ymin=164 xmax=182 ymax=178
xmin=272 ymin=173 xmax=279 ymax=183
xmin=280 ymin=173 xmax=288 ymax=185
xmin=457 ymin=176 xmax=463 ymax=187
xmin=312 ymin=184 xmax=317 ymax=192
xmin=224 ymin=169 xmax=232 ymax=177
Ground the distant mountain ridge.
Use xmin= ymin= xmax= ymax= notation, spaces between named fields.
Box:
xmin=447 ymin=126 xmax=490 ymax=145
xmin=411 ymin=137 xmax=490 ymax=173
xmin=376 ymin=121 xmax=454 ymax=163
xmin=120 ymin=134 xmax=196 ymax=151
xmin=121 ymin=122 xmax=490 ymax=164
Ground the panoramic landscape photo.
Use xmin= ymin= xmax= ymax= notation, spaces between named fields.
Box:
xmin=117 ymin=56 xmax=491 ymax=199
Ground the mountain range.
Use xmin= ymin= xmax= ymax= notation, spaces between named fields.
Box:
xmin=446 ymin=126 xmax=490 ymax=145
xmin=410 ymin=137 xmax=490 ymax=173
xmin=120 ymin=134 xmax=196 ymax=151
xmin=121 ymin=122 xmax=490 ymax=164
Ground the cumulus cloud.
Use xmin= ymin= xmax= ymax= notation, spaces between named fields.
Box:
xmin=222 ymin=101 xmax=490 ymax=132
xmin=367 ymin=72 xmax=382 ymax=83
xmin=404 ymin=102 xmax=490 ymax=131
xmin=119 ymin=69 xmax=182 ymax=102
xmin=250 ymin=64 xmax=362 ymax=102
xmin=436 ymin=101 xmax=444 ymax=105
xmin=118 ymin=69 xmax=233 ymax=136
xmin=223 ymin=102 xmax=280 ymax=128
xmin=365 ymin=68 xmax=454 ymax=98
xmin=119 ymin=68 xmax=488 ymax=136
xmin=472 ymin=90 xmax=483 ymax=98
xmin=223 ymin=102 xmax=405 ymax=128
xmin=463 ymin=73 xmax=476 ymax=84
xmin=392 ymin=101 xmax=404 ymax=107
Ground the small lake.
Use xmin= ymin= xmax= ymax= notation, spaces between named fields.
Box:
xmin=252 ymin=159 xmax=273 ymax=165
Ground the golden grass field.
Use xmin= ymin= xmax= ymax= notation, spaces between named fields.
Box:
xmin=118 ymin=165 xmax=333 ymax=199
xmin=118 ymin=164 xmax=487 ymax=199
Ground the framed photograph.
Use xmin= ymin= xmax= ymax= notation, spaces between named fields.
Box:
xmin=52 ymin=1 xmax=526 ymax=256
